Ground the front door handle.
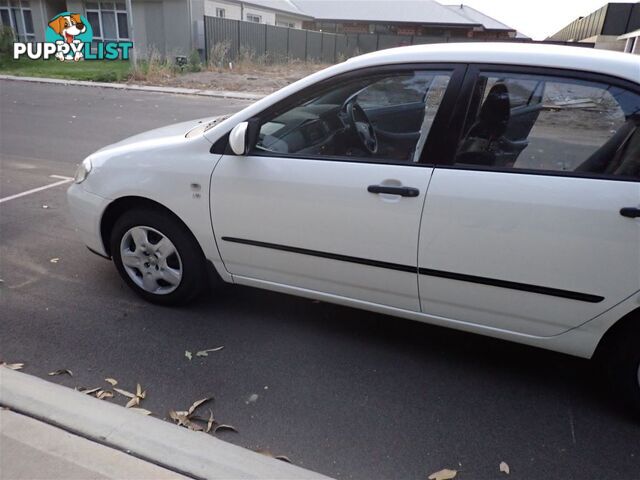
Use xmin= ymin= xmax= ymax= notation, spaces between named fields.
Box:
xmin=367 ymin=185 xmax=420 ymax=197
xmin=620 ymin=207 xmax=640 ymax=218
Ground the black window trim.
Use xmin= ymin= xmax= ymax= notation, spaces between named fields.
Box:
xmin=437 ymin=63 xmax=640 ymax=183
xmin=214 ymin=62 xmax=468 ymax=167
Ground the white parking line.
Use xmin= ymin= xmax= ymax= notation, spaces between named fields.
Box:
xmin=0 ymin=175 xmax=74 ymax=204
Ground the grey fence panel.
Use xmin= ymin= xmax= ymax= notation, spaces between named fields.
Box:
xmin=205 ymin=16 xmax=239 ymax=62
xmin=335 ymin=34 xmax=348 ymax=61
xmin=345 ymin=34 xmax=359 ymax=56
xmin=357 ymin=34 xmax=378 ymax=53
xmin=377 ymin=34 xmax=411 ymax=50
xmin=306 ymin=30 xmax=323 ymax=61
xmin=288 ymin=28 xmax=307 ymax=60
xmin=239 ymin=21 xmax=266 ymax=57
xmin=266 ymin=24 xmax=288 ymax=62
xmin=411 ymin=35 xmax=446 ymax=45
xmin=321 ymin=33 xmax=336 ymax=63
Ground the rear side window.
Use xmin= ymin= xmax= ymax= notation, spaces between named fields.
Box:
xmin=454 ymin=71 xmax=640 ymax=179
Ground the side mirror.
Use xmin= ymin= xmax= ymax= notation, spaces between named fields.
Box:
xmin=229 ymin=121 xmax=248 ymax=155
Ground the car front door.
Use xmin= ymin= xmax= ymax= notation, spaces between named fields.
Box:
xmin=418 ymin=66 xmax=640 ymax=337
xmin=210 ymin=66 xmax=461 ymax=311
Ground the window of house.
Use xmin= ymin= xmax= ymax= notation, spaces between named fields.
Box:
xmin=0 ymin=0 xmax=35 ymax=42
xmin=246 ymin=14 xmax=261 ymax=23
xmin=253 ymin=70 xmax=453 ymax=163
xmin=215 ymin=8 xmax=225 ymax=18
xmin=85 ymin=1 xmax=129 ymax=42
xmin=454 ymin=71 xmax=640 ymax=179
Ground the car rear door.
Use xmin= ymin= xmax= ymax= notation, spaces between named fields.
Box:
xmin=210 ymin=65 xmax=463 ymax=311
xmin=418 ymin=65 xmax=640 ymax=337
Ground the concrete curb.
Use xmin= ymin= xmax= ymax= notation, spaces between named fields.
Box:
xmin=0 ymin=74 xmax=264 ymax=101
xmin=0 ymin=368 xmax=331 ymax=480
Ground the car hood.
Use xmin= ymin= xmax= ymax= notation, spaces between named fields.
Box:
xmin=96 ymin=115 xmax=230 ymax=152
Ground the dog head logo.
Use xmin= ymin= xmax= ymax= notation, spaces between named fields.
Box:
xmin=48 ymin=14 xmax=86 ymax=43
xmin=45 ymin=12 xmax=93 ymax=61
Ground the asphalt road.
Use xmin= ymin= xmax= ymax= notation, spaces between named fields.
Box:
xmin=1 ymin=79 xmax=639 ymax=480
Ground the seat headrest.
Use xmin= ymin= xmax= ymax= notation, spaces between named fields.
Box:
xmin=478 ymin=83 xmax=510 ymax=138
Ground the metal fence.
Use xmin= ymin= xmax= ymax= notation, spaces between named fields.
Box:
xmin=204 ymin=16 xmax=441 ymax=64
xmin=204 ymin=16 xmax=591 ymax=65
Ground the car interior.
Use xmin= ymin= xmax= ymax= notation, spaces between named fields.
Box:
xmin=454 ymin=76 xmax=640 ymax=177
xmin=253 ymin=72 xmax=442 ymax=162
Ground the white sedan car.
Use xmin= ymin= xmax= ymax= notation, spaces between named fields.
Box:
xmin=68 ymin=43 xmax=640 ymax=411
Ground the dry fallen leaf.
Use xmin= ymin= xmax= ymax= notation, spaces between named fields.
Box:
xmin=0 ymin=362 xmax=24 ymax=370
xmin=114 ymin=388 xmax=135 ymax=399
xmin=214 ymin=424 xmax=238 ymax=433
xmin=48 ymin=369 xmax=73 ymax=377
xmin=105 ymin=378 xmax=118 ymax=386
xmin=78 ymin=387 xmax=100 ymax=395
xmin=195 ymin=346 xmax=224 ymax=357
xmin=188 ymin=397 xmax=212 ymax=416
xmin=169 ymin=410 xmax=188 ymax=426
xmin=185 ymin=350 xmax=192 ymax=361
xmin=136 ymin=383 xmax=146 ymax=399
xmin=256 ymin=450 xmax=290 ymax=462
xmin=125 ymin=396 xmax=140 ymax=408
xmin=96 ymin=390 xmax=114 ymax=400
xmin=50 ymin=258 xmax=59 ymax=264
xmin=130 ymin=408 xmax=152 ymax=415
xmin=500 ymin=461 xmax=510 ymax=475
xmin=206 ymin=409 xmax=215 ymax=433
xmin=428 ymin=469 xmax=458 ymax=480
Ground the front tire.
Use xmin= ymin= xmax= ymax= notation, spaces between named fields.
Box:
xmin=110 ymin=208 xmax=206 ymax=306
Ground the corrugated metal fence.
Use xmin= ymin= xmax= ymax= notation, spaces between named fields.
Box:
xmin=204 ymin=16 xmax=442 ymax=64
xmin=204 ymin=16 xmax=590 ymax=65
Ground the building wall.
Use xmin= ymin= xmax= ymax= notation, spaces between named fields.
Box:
xmin=204 ymin=0 xmax=242 ymax=20
xmin=274 ymin=13 xmax=302 ymax=28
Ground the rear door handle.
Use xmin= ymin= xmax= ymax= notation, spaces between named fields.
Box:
xmin=620 ymin=207 xmax=640 ymax=218
xmin=367 ymin=185 xmax=420 ymax=197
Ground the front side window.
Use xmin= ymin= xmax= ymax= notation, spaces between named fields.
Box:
xmin=454 ymin=71 xmax=640 ymax=179
xmin=253 ymin=70 xmax=452 ymax=163
xmin=215 ymin=8 xmax=225 ymax=18
xmin=246 ymin=14 xmax=261 ymax=23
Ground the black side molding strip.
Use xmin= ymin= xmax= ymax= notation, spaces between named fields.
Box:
xmin=221 ymin=237 xmax=604 ymax=303
xmin=221 ymin=237 xmax=416 ymax=273
xmin=418 ymin=268 xmax=604 ymax=303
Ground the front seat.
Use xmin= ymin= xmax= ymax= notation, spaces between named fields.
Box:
xmin=455 ymin=83 xmax=511 ymax=166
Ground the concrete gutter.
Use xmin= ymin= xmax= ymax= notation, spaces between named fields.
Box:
xmin=0 ymin=74 xmax=264 ymax=101
xmin=0 ymin=367 xmax=331 ymax=480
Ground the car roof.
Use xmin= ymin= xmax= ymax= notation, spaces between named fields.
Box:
xmin=346 ymin=43 xmax=640 ymax=84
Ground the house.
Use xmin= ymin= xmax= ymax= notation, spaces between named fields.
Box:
xmin=0 ymin=0 xmax=521 ymax=58
xmin=295 ymin=0 xmax=517 ymax=40
xmin=547 ymin=2 xmax=640 ymax=53
xmin=203 ymin=0 xmax=311 ymax=28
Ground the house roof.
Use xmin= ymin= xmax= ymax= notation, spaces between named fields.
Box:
xmin=289 ymin=0 xmax=481 ymax=26
xmin=239 ymin=0 xmax=313 ymax=19
xmin=223 ymin=1 xmax=520 ymax=32
xmin=444 ymin=4 xmax=515 ymax=31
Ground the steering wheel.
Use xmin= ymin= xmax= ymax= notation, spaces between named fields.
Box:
xmin=346 ymin=99 xmax=378 ymax=154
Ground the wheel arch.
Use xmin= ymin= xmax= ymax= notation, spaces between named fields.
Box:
xmin=593 ymin=306 xmax=640 ymax=361
xmin=100 ymin=197 xmax=186 ymax=257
